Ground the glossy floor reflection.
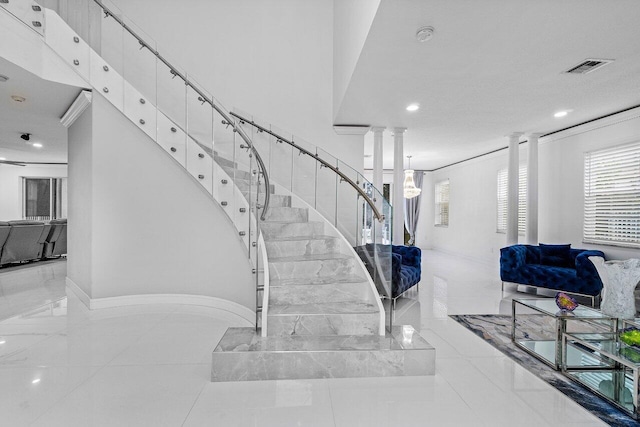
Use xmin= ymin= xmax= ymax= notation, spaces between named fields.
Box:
xmin=0 ymin=259 xmax=67 ymax=321
xmin=0 ymin=251 xmax=606 ymax=426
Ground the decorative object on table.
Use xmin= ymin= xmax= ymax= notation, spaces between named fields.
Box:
xmin=619 ymin=327 xmax=640 ymax=349
xmin=555 ymin=292 xmax=578 ymax=312
xmin=590 ymin=258 xmax=640 ymax=319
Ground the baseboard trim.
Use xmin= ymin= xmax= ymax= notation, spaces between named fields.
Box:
xmin=65 ymin=277 xmax=91 ymax=307
xmin=64 ymin=278 xmax=254 ymax=325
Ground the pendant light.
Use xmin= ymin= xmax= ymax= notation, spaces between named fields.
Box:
xmin=403 ymin=156 xmax=421 ymax=199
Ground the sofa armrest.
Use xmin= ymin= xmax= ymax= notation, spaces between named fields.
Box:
xmin=576 ymin=250 xmax=605 ymax=283
xmin=392 ymin=245 xmax=421 ymax=268
xmin=500 ymin=245 xmax=527 ymax=267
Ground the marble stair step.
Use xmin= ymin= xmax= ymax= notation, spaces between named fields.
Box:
xmin=265 ymin=235 xmax=340 ymax=258
xmin=218 ymin=163 xmax=252 ymax=180
xmin=268 ymin=301 xmax=378 ymax=315
xmin=239 ymin=193 xmax=291 ymax=208
xmin=269 ymin=274 xmax=367 ymax=287
xmin=266 ymin=311 xmax=380 ymax=336
xmin=234 ymin=178 xmax=275 ymax=194
xmin=269 ymin=281 xmax=371 ymax=305
xmin=262 ymin=207 xmax=308 ymax=223
xmin=211 ymin=326 xmax=435 ymax=381
xmin=260 ymin=221 xmax=324 ymax=239
xmin=268 ymin=253 xmax=358 ymax=281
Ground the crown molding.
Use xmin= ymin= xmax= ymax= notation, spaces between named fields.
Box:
xmin=60 ymin=90 xmax=92 ymax=127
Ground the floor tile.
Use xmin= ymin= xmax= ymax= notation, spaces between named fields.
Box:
xmin=31 ymin=364 xmax=209 ymax=427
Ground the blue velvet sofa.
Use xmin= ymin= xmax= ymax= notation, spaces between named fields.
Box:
xmin=500 ymin=244 xmax=605 ymax=301
xmin=392 ymin=245 xmax=421 ymax=299
xmin=354 ymin=244 xmax=421 ymax=303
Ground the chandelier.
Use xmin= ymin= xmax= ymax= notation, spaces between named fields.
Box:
xmin=403 ymin=156 xmax=421 ymax=199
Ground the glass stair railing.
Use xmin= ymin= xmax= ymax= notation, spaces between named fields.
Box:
xmin=0 ymin=0 xmax=270 ymax=329
xmin=231 ymin=110 xmax=395 ymax=331
xmin=2 ymin=0 xmax=394 ymax=333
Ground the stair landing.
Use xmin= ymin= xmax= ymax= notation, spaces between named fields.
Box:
xmin=211 ymin=325 xmax=435 ymax=382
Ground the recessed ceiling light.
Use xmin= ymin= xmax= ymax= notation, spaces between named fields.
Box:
xmin=32 ymin=378 xmax=41 ymax=384
xmin=32 ymin=143 xmax=43 ymax=148
xmin=554 ymin=111 xmax=569 ymax=118
xmin=11 ymin=95 xmax=26 ymax=103
xmin=0 ymin=75 xmax=8 ymax=83
xmin=406 ymin=103 xmax=420 ymax=112
xmin=0 ymin=157 xmax=5 ymax=161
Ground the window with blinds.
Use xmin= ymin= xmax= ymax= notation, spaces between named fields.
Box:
xmin=435 ymin=179 xmax=450 ymax=226
xmin=497 ymin=167 xmax=527 ymax=234
xmin=584 ymin=142 xmax=640 ymax=248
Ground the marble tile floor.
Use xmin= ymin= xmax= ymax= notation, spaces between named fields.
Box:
xmin=0 ymin=251 xmax=607 ymax=426
xmin=0 ymin=259 xmax=67 ymax=321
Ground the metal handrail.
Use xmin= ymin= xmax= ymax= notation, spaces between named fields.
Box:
xmin=93 ymin=0 xmax=270 ymax=220
xmin=230 ymin=112 xmax=385 ymax=222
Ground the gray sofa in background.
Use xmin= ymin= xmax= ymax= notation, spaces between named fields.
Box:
xmin=0 ymin=219 xmax=67 ymax=267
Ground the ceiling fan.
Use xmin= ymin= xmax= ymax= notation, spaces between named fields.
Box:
xmin=0 ymin=160 xmax=26 ymax=166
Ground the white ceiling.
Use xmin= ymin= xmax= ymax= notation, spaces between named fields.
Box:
xmin=336 ymin=0 xmax=640 ymax=171
xmin=0 ymin=56 xmax=79 ymax=164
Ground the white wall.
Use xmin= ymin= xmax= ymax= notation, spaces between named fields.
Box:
xmin=0 ymin=164 xmax=67 ymax=220
xmin=420 ymin=111 xmax=640 ymax=263
xmin=67 ymin=100 xmax=92 ymax=294
xmin=333 ymin=0 xmax=381 ymax=119
xmin=68 ymin=94 xmax=254 ymax=308
xmin=99 ymin=0 xmax=365 ymax=172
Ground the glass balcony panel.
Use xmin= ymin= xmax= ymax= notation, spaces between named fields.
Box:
xmin=212 ymin=109 xmax=239 ymax=234
xmin=290 ymin=135 xmax=317 ymax=209
xmin=121 ymin=23 xmax=156 ymax=141
xmin=156 ymin=56 xmax=187 ymax=132
xmin=185 ymin=84 xmax=213 ymax=194
xmin=43 ymin=9 xmax=91 ymax=82
xmin=315 ymin=147 xmax=338 ymax=227
xmin=268 ymin=123 xmax=294 ymax=193
xmin=1 ymin=0 xmax=45 ymax=35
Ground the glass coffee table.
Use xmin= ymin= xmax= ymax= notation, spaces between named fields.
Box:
xmin=562 ymin=332 xmax=640 ymax=419
xmin=512 ymin=298 xmax=617 ymax=370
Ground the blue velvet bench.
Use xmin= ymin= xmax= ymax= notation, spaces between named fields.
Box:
xmin=500 ymin=244 xmax=605 ymax=305
xmin=392 ymin=245 xmax=422 ymax=305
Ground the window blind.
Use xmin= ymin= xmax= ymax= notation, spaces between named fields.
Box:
xmin=435 ymin=179 xmax=450 ymax=226
xmin=584 ymin=142 xmax=640 ymax=248
xmin=497 ymin=167 xmax=527 ymax=234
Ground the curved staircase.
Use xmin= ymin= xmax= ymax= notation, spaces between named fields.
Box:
xmin=0 ymin=0 xmax=435 ymax=381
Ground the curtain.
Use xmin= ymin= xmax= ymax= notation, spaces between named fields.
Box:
xmin=404 ymin=171 xmax=423 ymax=245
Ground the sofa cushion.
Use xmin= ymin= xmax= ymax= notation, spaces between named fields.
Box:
xmin=539 ymin=243 xmax=572 ymax=268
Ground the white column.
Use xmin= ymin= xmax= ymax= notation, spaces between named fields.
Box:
xmin=506 ymin=132 xmax=523 ymax=246
xmin=526 ymin=133 xmax=542 ymax=245
xmin=392 ymin=128 xmax=406 ymax=245
xmin=371 ymin=127 xmax=385 ymax=194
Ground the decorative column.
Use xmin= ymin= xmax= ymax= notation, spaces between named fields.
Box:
xmin=526 ymin=133 xmax=542 ymax=245
xmin=506 ymin=132 xmax=523 ymax=246
xmin=371 ymin=127 xmax=385 ymax=195
xmin=392 ymin=128 xmax=407 ymax=245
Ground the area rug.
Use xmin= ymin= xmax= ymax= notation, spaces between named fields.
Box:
xmin=450 ymin=314 xmax=640 ymax=427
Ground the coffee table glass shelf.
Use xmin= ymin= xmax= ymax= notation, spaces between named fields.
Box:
xmin=562 ymin=332 xmax=640 ymax=419
xmin=511 ymin=298 xmax=617 ymax=370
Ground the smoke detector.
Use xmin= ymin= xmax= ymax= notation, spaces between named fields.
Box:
xmin=11 ymin=95 xmax=26 ymax=102
xmin=416 ymin=26 xmax=435 ymax=42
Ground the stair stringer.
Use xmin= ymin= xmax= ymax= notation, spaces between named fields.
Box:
xmin=264 ymin=182 xmax=385 ymax=336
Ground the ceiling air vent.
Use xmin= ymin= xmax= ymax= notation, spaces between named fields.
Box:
xmin=565 ymin=58 xmax=614 ymax=74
